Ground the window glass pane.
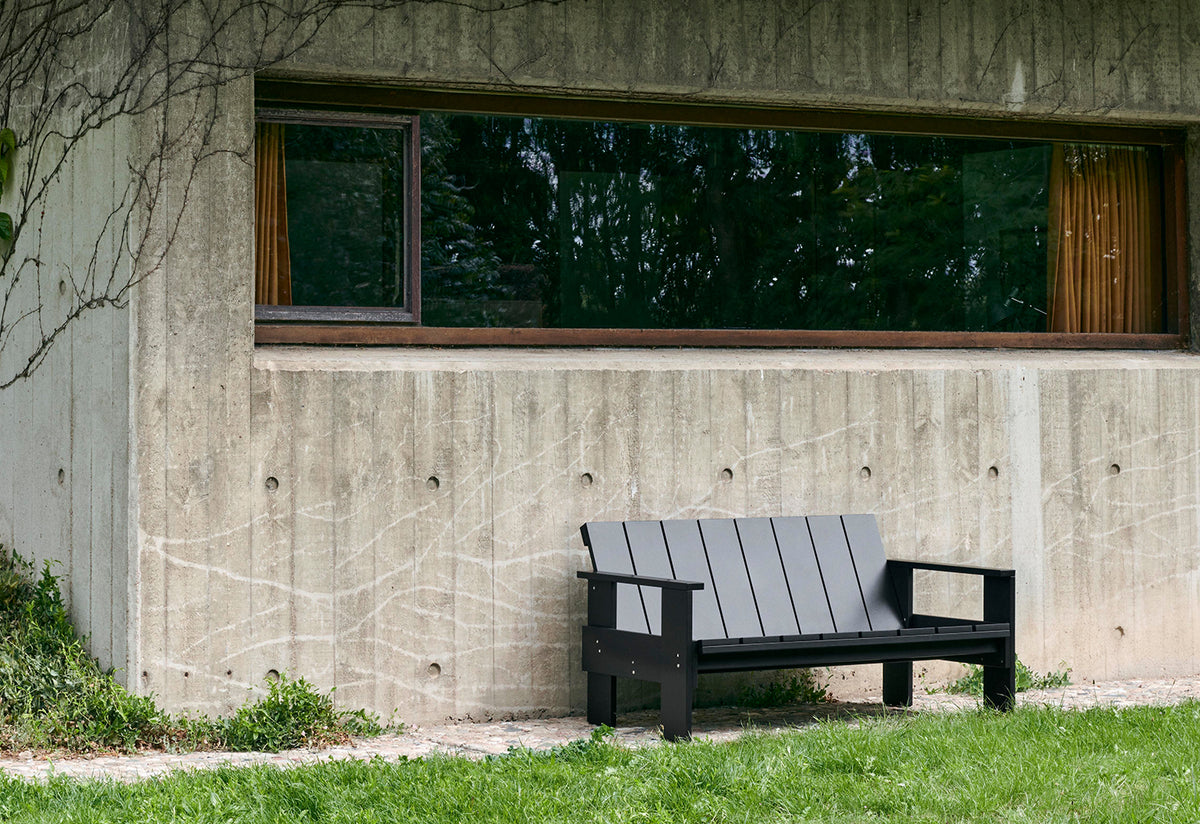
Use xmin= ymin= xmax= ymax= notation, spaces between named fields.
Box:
xmin=420 ymin=113 xmax=1164 ymax=332
xmin=281 ymin=122 xmax=409 ymax=308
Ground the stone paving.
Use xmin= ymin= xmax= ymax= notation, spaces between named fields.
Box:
xmin=3 ymin=675 xmax=1199 ymax=783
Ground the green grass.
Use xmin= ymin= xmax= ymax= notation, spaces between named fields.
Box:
xmin=3 ymin=704 xmax=1199 ymax=822
xmin=0 ymin=545 xmax=383 ymax=754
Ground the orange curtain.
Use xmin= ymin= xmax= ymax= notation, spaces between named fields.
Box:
xmin=1048 ymin=145 xmax=1161 ymax=333
xmin=255 ymin=123 xmax=292 ymax=305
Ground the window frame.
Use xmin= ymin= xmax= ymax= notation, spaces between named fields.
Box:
xmin=254 ymin=106 xmax=422 ymax=324
xmin=254 ymin=79 xmax=1189 ymax=350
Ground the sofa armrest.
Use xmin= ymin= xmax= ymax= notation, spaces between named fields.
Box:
xmin=888 ymin=560 xmax=1016 ymax=649
xmin=577 ymin=570 xmax=704 ymax=590
xmin=888 ymin=559 xmax=1015 ymax=577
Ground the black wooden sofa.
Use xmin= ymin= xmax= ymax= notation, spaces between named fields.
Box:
xmin=578 ymin=515 xmax=1015 ymax=739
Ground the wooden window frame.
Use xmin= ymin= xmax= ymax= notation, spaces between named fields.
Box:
xmin=254 ymin=106 xmax=421 ymax=324
xmin=255 ymin=79 xmax=1189 ymax=350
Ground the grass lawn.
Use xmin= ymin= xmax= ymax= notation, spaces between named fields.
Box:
xmin=3 ymin=703 xmax=1199 ymax=823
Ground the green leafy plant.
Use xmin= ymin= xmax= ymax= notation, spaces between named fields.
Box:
xmin=945 ymin=657 xmax=1072 ymax=696
xmin=0 ymin=544 xmax=388 ymax=753
xmin=0 ymin=545 xmax=171 ymax=752
xmin=737 ymin=670 xmax=829 ymax=708
xmin=0 ymin=127 xmax=14 ymax=241
xmin=212 ymin=674 xmax=383 ymax=752
xmin=497 ymin=724 xmax=617 ymax=763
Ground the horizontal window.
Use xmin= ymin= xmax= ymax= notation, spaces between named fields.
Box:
xmin=254 ymin=85 xmax=1186 ymax=347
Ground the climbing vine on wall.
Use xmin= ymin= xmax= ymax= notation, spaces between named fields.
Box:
xmin=0 ymin=128 xmax=13 ymax=242
xmin=0 ymin=0 xmax=560 ymax=390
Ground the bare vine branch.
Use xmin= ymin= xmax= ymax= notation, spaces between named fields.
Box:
xmin=0 ymin=0 xmax=561 ymax=388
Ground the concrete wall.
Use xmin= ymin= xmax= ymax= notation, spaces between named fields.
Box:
xmin=276 ymin=0 xmax=1199 ymax=120
xmin=124 ymin=0 xmax=1200 ymax=720
xmin=0 ymin=122 xmax=133 ymax=675
xmin=238 ymin=348 xmax=1200 ymax=720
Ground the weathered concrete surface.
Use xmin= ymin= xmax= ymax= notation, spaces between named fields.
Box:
xmin=0 ymin=0 xmax=1181 ymax=721
xmin=130 ymin=72 xmax=258 ymax=706
xmin=127 ymin=342 xmax=1200 ymax=720
xmin=192 ymin=348 xmax=1197 ymax=720
xmin=0 ymin=118 xmax=133 ymax=677
xmin=277 ymin=0 xmax=1198 ymax=122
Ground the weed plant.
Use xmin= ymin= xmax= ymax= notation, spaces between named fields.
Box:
xmin=0 ymin=547 xmax=171 ymax=751
xmin=945 ymin=658 xmax=1071 ymax=696
xmin=4 ymin=704 xmax=1200 ymax=822
xmin=212 ymin=675 xmax=383 ymax=752
xmin=0 ymin=545 xmax=383 ymax=754
xmin=737 ymin=670 xmax=828 ymax=707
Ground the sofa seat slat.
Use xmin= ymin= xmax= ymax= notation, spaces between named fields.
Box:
xmin=910 ymin=613 xmax=976 ymax=628
xmin=935 ymin=624 xmax=974 ymax=634
xmin=661 ymin=520 xmax=727 ymax=640
xmin=700 ymin=637 xmax=743 ymax=648
xmin=699 ymin=623 xmax=1011 ymax=654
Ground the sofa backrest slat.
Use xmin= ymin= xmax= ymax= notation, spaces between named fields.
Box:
xmin=771 ymin=516 xmax=837 ymax=635
xmin=582 ymin=521 xmax=649 ymax=634
xmin=806 ymin=515 xmax=873 ymax=633
xmin=842 ymin=514 xmax=904 ymax=631
xmin=698 ymin=519 xmax=764 ymax=638
xmin=734 ymin=518 xmax=801 ymax=637
xmin=584 ymin=513 xmax=905 ymax=639
xmin=623 ymin=520 xmax=674 ymax=635
xmin=660 ymin=520 xmax=726 ymax=640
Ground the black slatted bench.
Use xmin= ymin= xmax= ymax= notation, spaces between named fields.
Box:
xmin=578 ymin=515 xmax=1015 ymax=740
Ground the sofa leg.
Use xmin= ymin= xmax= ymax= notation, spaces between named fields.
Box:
xmin=983 ymin=665 xmax=1015 ymax=711
xmin=587 ymin=673 xmax=617 ymax=727
xmin=660 ymin=671 xmax=695 ymax=741
xmin=882 ymin=661 xmax=913 ymax=707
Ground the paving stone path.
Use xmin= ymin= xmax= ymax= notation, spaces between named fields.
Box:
xmin=3 ymin=676 xmax=1199 ymax=783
